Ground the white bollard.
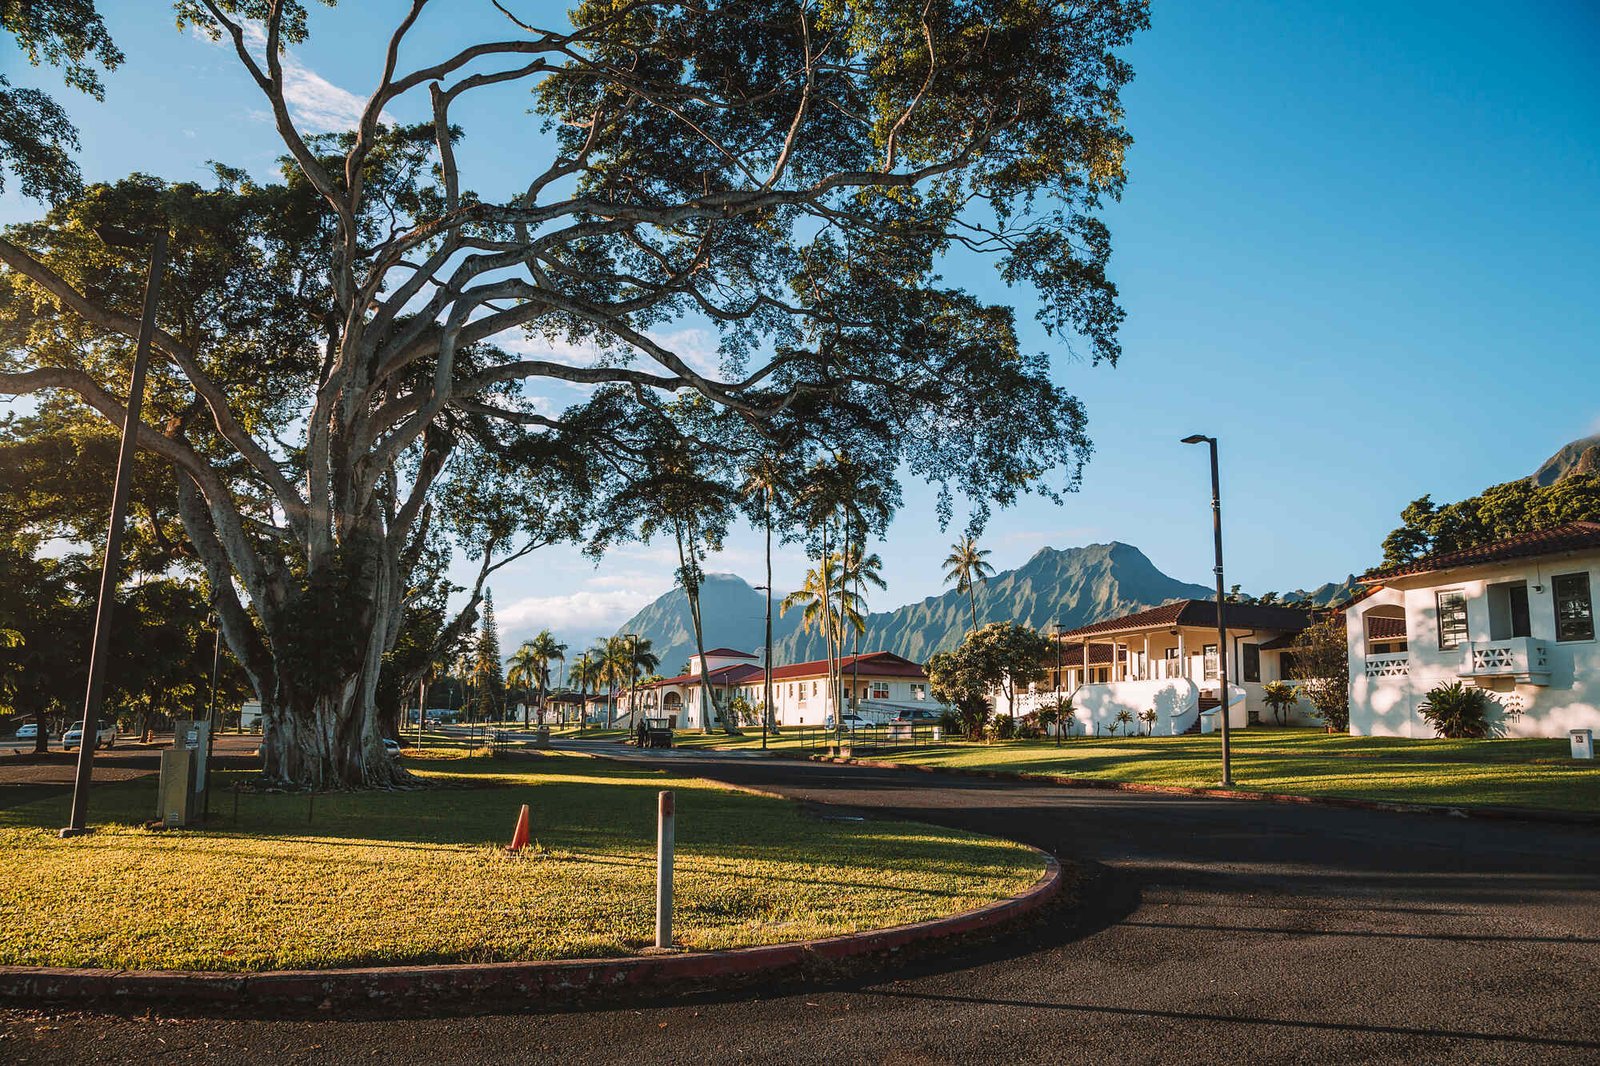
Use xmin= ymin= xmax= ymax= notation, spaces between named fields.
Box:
xmin=656 ymin=789 xmax=675 ymax=948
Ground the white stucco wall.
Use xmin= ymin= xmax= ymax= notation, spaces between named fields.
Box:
xmin=1347 ymin=553 xmax=1600 ymax=738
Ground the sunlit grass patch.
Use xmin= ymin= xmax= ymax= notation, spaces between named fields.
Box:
xmin=0 ymin=751 xmax=1040 ymax=972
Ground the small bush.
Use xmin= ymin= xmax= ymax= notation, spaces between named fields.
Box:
xmin=1417 ymin=681 xmax=1491 ymax=739
xmin=988 ymin=715 xmax=1017 ymax=741
xmin=1261 ymin=681 xmax=1300 ymax=726
xmin=1015 ymin=713 xmax=1043 ymax=740
xmin=936 ymin=710 xmax=961 ymax=735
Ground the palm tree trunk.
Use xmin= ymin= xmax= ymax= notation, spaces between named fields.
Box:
xmin=969 ymin=585 xmax=979 ymax=633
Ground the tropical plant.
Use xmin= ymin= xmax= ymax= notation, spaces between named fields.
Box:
xmin=927 ymin=623 xmax=1051 ymax=739
xmin=943 ymin=536 xmax=996 ymax=633
xmin=1261 ymin=680 xmax=1299 ymax=727
xmin=1 ymin=2 xmax=1145 ymax=786
xmin=1288 ymin=614 xmax=1350 ymax=731
xmin=1137 ymin=707 xmax=1157 ymax=736
xmin=1113 ymin=709 xmax=1135 ymax=736
xmin=1417 ymin=681 xmax=1492 ymax=739
xmin=1381 ymin=474 xmax=1600 ymax=568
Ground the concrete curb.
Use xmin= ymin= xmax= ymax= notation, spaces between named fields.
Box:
xmin=0 ymin=852 xmax=1061 ymax=1012
xmin=812 ymin=755 xmax=1600 ymax=828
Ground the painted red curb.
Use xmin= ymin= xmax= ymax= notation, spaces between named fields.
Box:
xmin=0 ymin=852 xmax=1060 ymax=1011
xmin=815 ymin=755 xmax=1600 ymax=827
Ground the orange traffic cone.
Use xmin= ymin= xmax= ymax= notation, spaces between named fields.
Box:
xmin=507 ymin=803 xmax=531 ymax=852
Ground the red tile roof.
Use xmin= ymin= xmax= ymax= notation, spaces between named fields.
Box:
xmin=643 ymin=663 xmax=764 ymax=689
xmin=1361 ymin=522 xmax=1600 ymax=582
xmin=1055 ymin=600 xmax=1315 ymax=640
xmin=641 ymin=651 xmax=928 ymax=687
xmin=768 ymin=651 xmax=927 ymax=681
xmin=1365 ymin=615 xmax=1407 ymax=640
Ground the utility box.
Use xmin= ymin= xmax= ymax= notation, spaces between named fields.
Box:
xmin=158 ymin=748 xmax=196 ymax=826
xmin=172 ymin=718 xmax=212 ymax=788
xmin=1572 ymin=729 xmax=1595 ymax=760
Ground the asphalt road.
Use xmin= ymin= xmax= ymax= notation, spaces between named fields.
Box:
xmin=5 ymin=744 xmax=1599 ymax=1064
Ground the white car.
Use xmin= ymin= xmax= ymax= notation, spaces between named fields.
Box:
xmin=383 ymin=737 xmax=402 ymax=759
xmin=62 ymin=720 xmax=116 ymax=751
xmin=15 ymin=723 xmax=38 ymax=740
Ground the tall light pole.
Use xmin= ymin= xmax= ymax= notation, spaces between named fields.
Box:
xmin=204 ymin=615 xmax=221 ymax=819
xmin=1052 ymin=621 xmax=1064 ymax=748
xmin=62 ymin=227 xmax=168 ymax=838
xmin=754 ymin=586 xmax=773 ymax=749
xmin=1182 ymin=433 xmax=1232 ymax=787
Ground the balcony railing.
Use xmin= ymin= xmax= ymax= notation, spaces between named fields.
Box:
xmin=1457 ymin=637 xmax=1552 ymax=686
xmin=1364 ymin=653 xmax=1410 ymax=680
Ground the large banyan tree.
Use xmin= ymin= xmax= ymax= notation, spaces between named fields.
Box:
xmin=0 ymin=0 xmax=1147 ymax=788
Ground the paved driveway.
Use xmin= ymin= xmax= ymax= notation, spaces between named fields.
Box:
xmin=5 ymin=745 xmax=1598 ymax=1064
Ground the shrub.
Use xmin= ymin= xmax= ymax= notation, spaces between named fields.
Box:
xmin=936 ymin=710 xmax=961 ymax=735
xmin=1112 ymin=709 xmax=1134 ymax=736
xmin=988 ymin=715 xmax=1018 ymax=741
xmin=1417 ymin=681 xmax=1492 ymax=739
xmin=1015 ymin=713 xmax=1043 ymax=740
xmin=1261 ymin=681 xmax=1299 ymax=726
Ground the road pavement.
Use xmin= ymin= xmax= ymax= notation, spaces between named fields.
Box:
xmin=4 ymin=742 xmax=1598 ymax=1064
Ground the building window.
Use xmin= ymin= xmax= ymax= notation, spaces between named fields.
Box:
xmin=1436 ymin=590 xmax=1469 ymax=649
xmin=1203 ymin=644 xmax=1219 ymax=680
xmin=1278 ymin=651 xmax=1298 ymax=681
xmin=1554 ymin=573 xmax=1595 ymax=642
xmin=871 ymin=681 xmax=890 ymax=700
xmin=1242 ymin=644 xmax=1260 ymax=683
xmin=797 ymin=684 xmax=807 ymax=704
xmin=912 ymin=683 xmax=926 ymax=701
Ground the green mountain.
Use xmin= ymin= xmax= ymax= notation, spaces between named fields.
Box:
xmin=1533 ymin=434 xmax=1600 ymax=486
xmin=615 ymin=542 xmax=1212 ymax=668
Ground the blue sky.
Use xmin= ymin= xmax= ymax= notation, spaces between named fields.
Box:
xmin=3 ymin=1 xmax=1597 ymax=655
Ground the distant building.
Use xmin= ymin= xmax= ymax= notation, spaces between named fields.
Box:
xmin=1347 ymin=522 xmax=1600 ymax=737
xmin=623 ymin=648 xmax=938 ymax=728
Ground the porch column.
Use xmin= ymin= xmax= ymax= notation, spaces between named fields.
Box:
xmin=1143 ymin=635 xmax=1150 ymax=681
xmin=1177 ymin=631 xmax=1187 ymax=679
xmin=1083 ymin=640 xmax=1090 ymax=685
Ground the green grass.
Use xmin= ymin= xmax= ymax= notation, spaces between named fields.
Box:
xmin=0 ymin=751 xmax=1041 ymax=973
xmin=676 ymin=727 xmax=1600 ymax=813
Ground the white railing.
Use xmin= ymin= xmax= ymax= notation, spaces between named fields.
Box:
xmin=1458 ymin=637 xmax=1552 ymax=685
xmin=1364 ymin=653 xmax=1410 ymax=680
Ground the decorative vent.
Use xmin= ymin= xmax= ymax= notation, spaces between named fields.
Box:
xmin=1365 ymin=655 xmax=1410 ymax=679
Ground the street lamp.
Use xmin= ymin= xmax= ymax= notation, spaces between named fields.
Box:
xmin=62 ymin=227 xmax=168 ymax=838
xmin=1052 ymin=621 xmax=1064 ymax=748
xmin=1181 ymin=433 xmax=1232 ymax=787
xmin=753 ymin=586 xmax=773 ymax=749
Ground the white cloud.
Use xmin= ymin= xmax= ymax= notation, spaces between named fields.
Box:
xmin=497 ymin=585 xmax=666 ymax=637
xmin=221 ymin=23 xmax=396 ymax=133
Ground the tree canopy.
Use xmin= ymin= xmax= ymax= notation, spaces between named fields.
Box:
xmin=1379 ymin=474 xmax=1600 ymax=569
xmin=1 ymin=0 xmax=1149 ymax=788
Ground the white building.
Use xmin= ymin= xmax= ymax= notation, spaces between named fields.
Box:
xmin=1346 ymin=521 xmax=1600 ymax=738
xmin=1001 ymin=600 xmax=1319 ymax=735
xmin=623 ymin=648 xmax=938 ymax=728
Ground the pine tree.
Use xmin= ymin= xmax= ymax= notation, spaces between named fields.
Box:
xmin=474 ymin=589 xmax=506 ymax=722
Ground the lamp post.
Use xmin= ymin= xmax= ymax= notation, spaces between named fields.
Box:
xmin=61 ymin=227 xmax=168 ymax=838
xmin=204 ymin=615 xmax=221 ymax=819
xmin=1052 ymin=621 xmax=1064 ymax=748
xmin=753 ymin=586 xmax=773 ymax=749
xmin=577 ymin=652 xmax=589 ymax=737
xmin=1181 ymin=433 xmax=1232 ymax=787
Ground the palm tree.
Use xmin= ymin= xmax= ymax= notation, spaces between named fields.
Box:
xmin=506 ymin=643 xmax=541 ymax=728
xmin=741 ymin=455 xmax=793 ymax=735
xmin=602 ymin=634 xmax=660 ymax=727
xmin=841 ymin=544 xmax=887 ymax=713
xmin=943 ymin=536 xmax=995 ymax=633
xmin=509 ymin=631 xmax=566 ymax=727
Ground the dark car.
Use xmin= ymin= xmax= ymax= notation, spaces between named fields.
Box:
xmin=892 ymin=708 xmax=940 ymax=723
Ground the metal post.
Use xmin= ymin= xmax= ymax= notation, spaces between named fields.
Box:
xmin=204 ymin=620 xmax=221 ymax=819
xmin=756 ymin=582 xmax=773 ymax=749
xmin=630 ymin=633 xmax=639 ymax=730
xmin=655 ymin=789 xmax=675 ymax=949
xmin=1053 ymin=622 xmax=1063 ymax=747
xmin=1184 ymin=434 xmax=1232 ymax=786
xmin=61 ymin=229 xmax=167 ymax=838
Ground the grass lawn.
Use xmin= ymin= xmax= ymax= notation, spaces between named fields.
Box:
xmin=670 ymin=727 xmax=1600 ymax=813
xmin=0 ymin=751 xmax=1041 ymax=973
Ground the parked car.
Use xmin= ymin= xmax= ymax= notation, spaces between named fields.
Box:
xmin=383 ymin=737 xmax=402 ymax=759
xmin=892 ymin=708 xmax=941 ymax=723
xmin=15 ymin=723 xmax=38 ymax=740
xmin=62 ymin=720 xmax=116 ymax=751
xmin=824 ymin=712 xmax=874 ymax=732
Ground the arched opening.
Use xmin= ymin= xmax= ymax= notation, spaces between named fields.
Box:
xmin=1364 ymin=605 xmax=1408 ymax=655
